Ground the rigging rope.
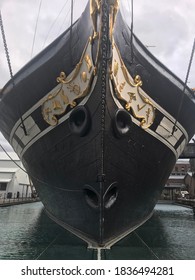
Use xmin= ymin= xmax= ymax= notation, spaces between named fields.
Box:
xmin=0 ymin=143 xmax=51 ymax=190
xmin=172 ymin=38 xmax=195 ymax=135
xmin=0 ymin=144 xmax=27 ymax=173
xmin=70 ymin=0 xmax=74 ymax=30
xmin=42 ymin=0 xmax=69 ymax=49
xmin=0 ymin=11 xmax=14 ymax=80
xmin=134 ymin=231 xmax=159 ymax=259
xmin=31 ymin=0 xmax=43 ymax=58
xmin=57 ymin=0 xmax=76 ymax=37
xmin=70 ymin=0 xmax=74 ymax=64
xmin=130 ymin=0 xmax=134 ymax=63
xmin=35 ymin=234 xmax=61 ymax=260
xmin=0 ymin=143 xmax=82 ymax=192
xmin=0 ymin=11 xmax=27 ymax=136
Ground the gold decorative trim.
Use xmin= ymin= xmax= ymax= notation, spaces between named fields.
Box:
xmin=42 ymin=39 xmax=95 ymax=126
xmin=90 ymin=0 xmax=119 ymax=42
xmin=110 ymin=43 xmax=156 ymax=129
xmin=90 ymin=0 xmax=101 ymax=40
xmin=108 ymin=0 xmax=120 ymax=41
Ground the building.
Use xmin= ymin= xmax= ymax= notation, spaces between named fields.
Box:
xmin=184 ymin=159 xmax=195 ymax=199
xmin=161 ymin=159 xmax=191 ymax=200
xmin=0 ymin=151 xmax=33 ymax=200
xmin=185 ymin=173 xmax=195 ymax=198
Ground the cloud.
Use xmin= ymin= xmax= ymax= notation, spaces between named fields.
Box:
xmin=0 ymin=0 xmax=88 ymax=88
xmin=126 ymin=0 xmax=195 ymax=84
xmin=0 ymin=0 xmax=88 ymax=153
xmin=1 ymin=0 xmax=194 ymax=88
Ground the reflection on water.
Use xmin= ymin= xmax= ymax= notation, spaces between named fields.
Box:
xmin=0 ymin=202 xmax=195 ymax=260
xmin=0 ymin=202 xmax=93 ymax=260
xmin=107 ymin=204 xmax=195 ymax=260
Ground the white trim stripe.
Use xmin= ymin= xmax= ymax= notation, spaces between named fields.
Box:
xmin=11 ymin=76 xmax=97 ymax=158
xmin=9 ymin=74 xmax=188 ymax=160
xmin=109 ymin=80 xmax=187 ymax=159
xmin=139 ymin=87 xmax=188 ymax=142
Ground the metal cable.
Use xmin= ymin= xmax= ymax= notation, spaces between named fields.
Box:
xmin=42 ymin=0 xmax=69 ymax=49
xmin=172 ymin=38 xmax=195 ymax=135
xmin=0 ymin=144 xmax=50 ymax=187
xmin=31 ymin=0 xmax=43 ymax=58
xmin=70 ymin=0 xmax=74 ymax=65
xmin=129 ymin=0 xmax=134 ymax=63
xmin=0 ymin=11 xmax=14 ymax=81
xmin=35 ymin=234 xmax=60 ymax=260
xmin=0 ymin=144 xmax=27 ymax=173
xmin=0 ymin=143 xmax=84 ymax=192
xmin=134 ymin=231 xmax=159 ymax=259
xmin=57 ymin=7 xmax=71 ymax=36
xmin=0 ymin=10 xmax=27 ymax=135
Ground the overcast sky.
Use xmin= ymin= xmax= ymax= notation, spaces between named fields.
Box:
xmin=0 ymin=0 xmax=195 ymax=152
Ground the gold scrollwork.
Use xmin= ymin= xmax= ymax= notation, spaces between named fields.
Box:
xmin=42 ymin=40 xmax=95 ymax=126
xmin=90 ymin=0 xmax=120 ymax=41
xmin=85 ymin=54 xmax=93 ymax=73
xmin=90 ymin=0 xmax=101 ymax=39
xmin=81 ymin=72 xmax=87 ymax=83
xmin=113 ymin=60 xmax=119 ymax=77
xmin=110 ymin=43 xmax=156 ymax=129
xmin=56 ymin=72 xmax=66 ymax=83
xmin=108 ymin=0 xmax=120 ymax=41
xmin=119 ymin=81 xmax=126 ymax=92
xmin=60 ymin=90 xmax=69 ymax=104
xmin=67 ymin=83 xmax=81 ymax=96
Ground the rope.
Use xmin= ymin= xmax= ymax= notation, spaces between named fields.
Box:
xmin=42 ymin=0 xmax=69 ymax=49
xmin=0 ymin=144 xmax=27 ymax=173
xmin=0 ymin=11 xmax=14 ymax=81
xmin=0 ymin=143 xmax=84 ymax=192
xmin=70 ymin=0 xmax=74 ymax=29
xmin=35 ymin=234 xmax=60 ymax=259
xmin=123 ymin=0 xmax=134 ymax=63
xmin=0 ymin=11 xmax=27 ymax=135
xmin=129 ymin=0 xmax=134 ymax=63
xmin=57 ymin=6 xmax=72 ymax=36
xmin=70 ymin=0 xmax=74 ymax=65
xmin=134 ymin=231 xmax=159 ymax=259
xmin=0 ymin=143 xmax=49 ymax=186
xmin=172 ymin=38 xmax=195 ymax=135
xmin=31 ymin=0 xmax=43 ymax=58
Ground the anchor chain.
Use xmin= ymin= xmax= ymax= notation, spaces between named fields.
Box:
xmin=0 ymin=11 xmax=14 ymax=82
xmin=0 ymin=11 xmax=27 ymax=135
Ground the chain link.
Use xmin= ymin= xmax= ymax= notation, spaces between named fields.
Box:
xmin=0 ymin=11 xmax=28 ymax=135
xmin=0 ymin=11 xmax=14 ymax=83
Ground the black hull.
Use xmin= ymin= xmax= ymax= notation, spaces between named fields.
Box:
xmin=0 ymin=0 xmax=195 ymax=247
xmin=24 ymin=81 xmax=176 ymax=247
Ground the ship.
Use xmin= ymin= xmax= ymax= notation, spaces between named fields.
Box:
xmin=0 ymin=0 xmax=195 ymax=248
